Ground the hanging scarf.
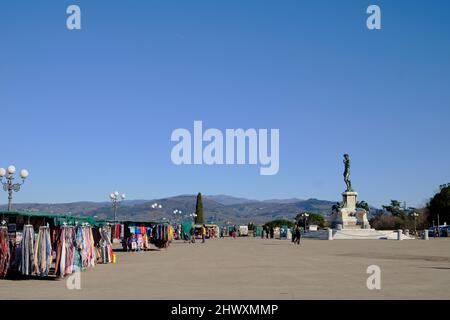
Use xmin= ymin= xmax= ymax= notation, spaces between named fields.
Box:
xmin=0 ymin=226 xmax=11 ymax=278
xmin=54 ymin=226 xmax=65 ymax=277
xmin=34 ymin=226 xmax=52 ymax=277
xmin=19 ymin=225 xmax=35 ymax=276
xmin=65 ymin=227 xmax=75 ymax=275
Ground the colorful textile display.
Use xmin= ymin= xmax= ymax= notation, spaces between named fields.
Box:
xmin=64 ymin=226 xmax=76 ymax=275
xmin=54 ymin=225 xmax=97 ymax=277
xmin=112 ymin=224 xmax=123 ymax=240
xmin=142 ymin=233 xmax=149 ymax=250
xmin=19 ymin=225 xmax=35 ymax=276
xmin=0 ymin=226 xmax=10 ymax=278
xmin=54 ymin=226 xmax=74 ymax=277
xmin=74 ymin=226 xmax=96 ymax=271
xmin=8 ymin=231 xmax=22 ymax=272
xmin=34 ymin=226 xmax=52 ymax=277
xmin=99 ymin=225 xmax=113 ymax=263
xmin=0 ymin=212 xmax=118 ymax=279
xmin=83 ymin=226 xmax=96 ymax=268
xmin=168 ymin=226 xmax=173 ymax=241
xmin=152 ymin=224 xmax=171 ymax=249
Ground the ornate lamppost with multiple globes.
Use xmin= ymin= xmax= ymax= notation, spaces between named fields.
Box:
xmin=150 ymin=202 xmax=163 ymax=220
xmin=0 ymin=165 xmax=29 ymax=212
xmin=110 ymin=191 xmax=125 ymax=223
xmin=300 ymin=212 xmax=309 ymax=232
xmin=173 ymin=209 xmax=182 ymax=225
xmin=151 ymin=202 xmax=163 ymax=210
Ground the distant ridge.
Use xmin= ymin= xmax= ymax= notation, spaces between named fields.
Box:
xmin=0 ymin=194 xmax=370 ymax=224
xmin=205 ymin=195 xmax=257 ymax=205
xmin=262 ymin=198 xmax=303 ymax=204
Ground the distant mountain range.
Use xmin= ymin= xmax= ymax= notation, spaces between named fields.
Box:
xmin=0 ymin=194 xmax=366 ymax=224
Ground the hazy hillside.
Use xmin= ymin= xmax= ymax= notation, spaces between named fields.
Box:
xmin=0 ymin=195 xmax=345 ymax=224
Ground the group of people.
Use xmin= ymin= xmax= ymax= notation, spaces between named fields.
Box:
xmin=186 ymin=224 xmax=208 ymax=243
xmin=432 ymin=227 xmax=449 ymax=238
xmin=260 ymin=225 xmax=303 ymax=245
xmin=261 ymin=226 xmax=274 ymax=239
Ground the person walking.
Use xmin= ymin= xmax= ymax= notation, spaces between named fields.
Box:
xmin=295 ymin=225 xmax=301 ymax=245
xmin=292 ymin=225 xmax=297 ymax=243
xmin=433 ymin=227 xmax=438 ymax=238
xmin=201 ymin=224 xmax=207 ymax=243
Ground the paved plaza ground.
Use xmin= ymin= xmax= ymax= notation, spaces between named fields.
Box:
xmin=1 ymin=237 xmax=449 ymax=299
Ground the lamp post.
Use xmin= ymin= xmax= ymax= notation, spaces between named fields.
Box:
xmin=173 ymin=209 xmax=182 ymax=225
xmin=150 ymin=202 xmax=163 ymax=220
xmin=151 ymin=202 xmax=163 ymax=210
xmin=110 ymin=191 xmax=125 ymax=223
xmin=0 ymin=165 xmax=29 ymax=212
xmin=411 ymin=212 xmax=419 ymax=236
xmin=301 ymin=212 xmax=310 ymax=232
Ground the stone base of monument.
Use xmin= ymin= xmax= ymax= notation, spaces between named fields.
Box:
xmin=330 ymin=191 xmax=371 ymax=230
xmin=302 ymin=229 xmax=414 ymax=240
xmin=332 ymin=229 xmax=402 ymax=240
xmin=311 ymin=189 xmax=416 ymax=239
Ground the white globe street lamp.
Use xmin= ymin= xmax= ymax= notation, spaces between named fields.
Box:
xmin=300 ymin=212 xmax=310 ymax=232
xmin=173 ymin=209 xmax=183 ymax=224
xmin=20 ymin=169 xmax=29 ymax=179
xmin=0 ymin=164 xmax=29 ymax=211
xmin=411 ymin=212 xmax=419 ymax=236
xmin=109 ymin=191 xmax=125 ymax=223
xmin=151 ymin=202 xmax=162 ymax=209
xmin=7 ymin=165 xmax=16 ymax=175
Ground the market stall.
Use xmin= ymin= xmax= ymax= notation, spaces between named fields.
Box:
xmin=116 ymin=220 xmax=174 ymax=251
xmin=194 ymin=224 xmax=219 ymax=239
xmin=0 ymin=211 xmax=110 ymax=279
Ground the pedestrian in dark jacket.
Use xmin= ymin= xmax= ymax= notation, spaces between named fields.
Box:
xmin=295 ymin=225 xmax=301 ymax=245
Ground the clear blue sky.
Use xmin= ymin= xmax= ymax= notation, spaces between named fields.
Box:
xmin=1 ymin=0 xmax=449 ymax=208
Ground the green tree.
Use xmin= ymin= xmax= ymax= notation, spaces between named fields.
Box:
xmin=195 ymin=192 xmax=204 ymax=224
xmin=370 ymin=209 xmax=429 ymax=231
xmin=264 ymin=219 xmax=294 ymax=229
xmin=382 ymin=200 xmax=407 ymax=218
xmin=428 ymin=183 xmax=450 ymax=225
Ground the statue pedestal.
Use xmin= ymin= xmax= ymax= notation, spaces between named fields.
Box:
xmin=331 ymin=191 xmax=370 ymax=229
xmin=342 ymin=191 xmax=357 ymax=209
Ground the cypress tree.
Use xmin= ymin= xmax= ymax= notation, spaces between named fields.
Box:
xmin=195 ymin=192 xmax=204 ymax=224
